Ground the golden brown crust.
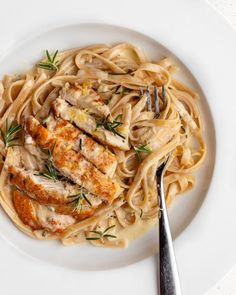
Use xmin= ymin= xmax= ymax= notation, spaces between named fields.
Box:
xmin=24 ymin=117 xmax=120 ymax=202
xmin=55 ymin=204 xmax=98 ymax=221
xmin=12 ymin=190 xmax=42 ymax=230
xmin=9 ymin=166 xmax=68 ymax=205
xmin=9 ymin=166 xmax=103 ymax=221
xmin=25 ymin=117 xmax=56 ymax=151
xmin=12 ymin=190 xmax=75 ymax=234
xmin=52 ymin=119 xmax=117 ymax=175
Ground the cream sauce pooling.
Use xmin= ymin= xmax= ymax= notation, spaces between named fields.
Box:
xmin=118 ymin=218 xmax=158 ymax=242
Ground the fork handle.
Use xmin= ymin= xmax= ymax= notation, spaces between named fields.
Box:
xmin=157 ymin=173 xmax=182 ymax=295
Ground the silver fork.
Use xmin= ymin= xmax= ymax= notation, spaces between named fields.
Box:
xmin=156 ymin=157 xmax=182 ymax=295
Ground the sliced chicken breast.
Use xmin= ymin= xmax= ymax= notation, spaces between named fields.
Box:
xmin=46 ymin=117 xmax=117 ymax=176
xmin=12 ymin=190 xmax=75 ymax=233
xmin=60 ymin=83 xmax=110 ymax=117
xmin=9 ymin=166 xmax=103 ymax=220
xmin=51 ymin=98 xmax=129 ymax=150
xmin=9 ymin=165 xmax=80 ymax=205
xmin=24 ymin=117 xmax=121 ymax=203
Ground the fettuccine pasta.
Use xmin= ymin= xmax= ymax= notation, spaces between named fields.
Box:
xmin=0 ymin=43 xmax=205 ymax=248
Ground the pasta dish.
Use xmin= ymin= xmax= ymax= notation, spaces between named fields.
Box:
xmin=0 ymin=43 xmax=205 ymax=248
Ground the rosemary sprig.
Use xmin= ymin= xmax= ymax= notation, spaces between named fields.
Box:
xmin=67 ymin=191 xmax=92 ymax=212
xmin=35 ymin=163 xmax=59 ymax=181
xmin=140 ymin=208 xmax=143 ymax=218
xmin=79 ymin=138 xmax=82 ymax=150
xmin=47 ymin=143 xmax=56 ymax=160
xmin=36 ymin=50 xmax=60 ymax=71
xmin=0 ymin=119 xmax=22 ymax=148
xmin=96 ymin=115 xmax=125 ymax=139
xmin=35 ymin=143 xmax=60 ymax=181
xmin=134 ymin=144 xmax=152 ymax=161
xmin=86 ymin=225 xmax=117 ymax=241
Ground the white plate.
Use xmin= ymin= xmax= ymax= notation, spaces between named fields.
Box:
xmin=0 ymin=23 xmax=215 ymax=270
xmin=1 ymin=1 xmax=236 ymax=294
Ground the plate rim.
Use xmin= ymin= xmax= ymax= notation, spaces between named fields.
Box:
xmin=0 ymin=21 xmax=216 ymax=271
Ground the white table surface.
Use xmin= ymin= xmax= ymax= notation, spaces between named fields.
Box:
xmin=0 ymin=1 xmax=236 ymax=294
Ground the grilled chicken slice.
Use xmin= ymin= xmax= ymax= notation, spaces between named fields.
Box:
xmin=12 ymin=190 xmax=75 ymax=233
xmin=51 ymin=98 xmax=129 ymax=150
xmin=24 ymin=117 xmax=121 ymax=203
xmin=60 ymin=83 xmax=110 ymax=117
xmin=46 ymin=117 xmax=117 ymax=176
xmin=9 ymin=165 xmax=80 ymax=205
xmin=9 ymin=166 xmax=102 ymax=220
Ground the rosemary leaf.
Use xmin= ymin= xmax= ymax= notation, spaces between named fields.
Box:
xmin=86 ymin=225 xmax=117 ymax=241
xmin=52 ymin=50 xmax=58 ymax=62
xmin=86 ymin=237 xmax=101 ymax=241
xmin=103 ymin=234 xmax=117 ymax=239
xmin=83 ymin=194 xmax=92 ymax=207
xmin=134 ymin=144 xmax=152 ymax=162
xmin=96 ymin=115 xmax=125 ymax=139
xmin=103 ymin=224 xmax=116 ymax=234
xmin=36 ymin=50 xmax=60 ymax=71
xmin=35 ymin=163 xmax=59 ymax=181
xmin=0 ymin=119 xmax=22 ymax=148
xmin=140 ymin=208 xmax=143 ymax=218
xmin=46 ymin=50 xmax=52 ymax=62
xmin=79 ymin=138 xmax=82 ymax=150
xmin=66 ymin=191 xmax=92 ymax=212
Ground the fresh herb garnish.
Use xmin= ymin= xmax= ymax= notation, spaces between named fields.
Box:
xmin=35 ymin=143 xmax=60 ymax=181
xmin=86 ymin=225 xmax=117 ymax=241
xmin=0 ymin=119 xmax=22 ymax=148
xmin=35 ymin=163 xmax=59 ymax=181
xmin=96 ymin=115 xmax=125 ymax=139
xmin=140 ymin=208 xmax=143 ymax=218
xmin=134 ymin=144 xmax=152 ymax=161
xmin=36 ymin=50 xmax=60 ymax=71
xmin=47 ymin=143 xmax=56 ymax=160
xmin=67 ymin=191 xmax=92 ymax=212
xmin=79 ymin=138 xmax=82 ymax=150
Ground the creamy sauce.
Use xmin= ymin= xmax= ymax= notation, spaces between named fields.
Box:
xmin=118 ymin=218 xmax=157 ymax=242
xmin=37 ymin=205 xmax=75 ymax=232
